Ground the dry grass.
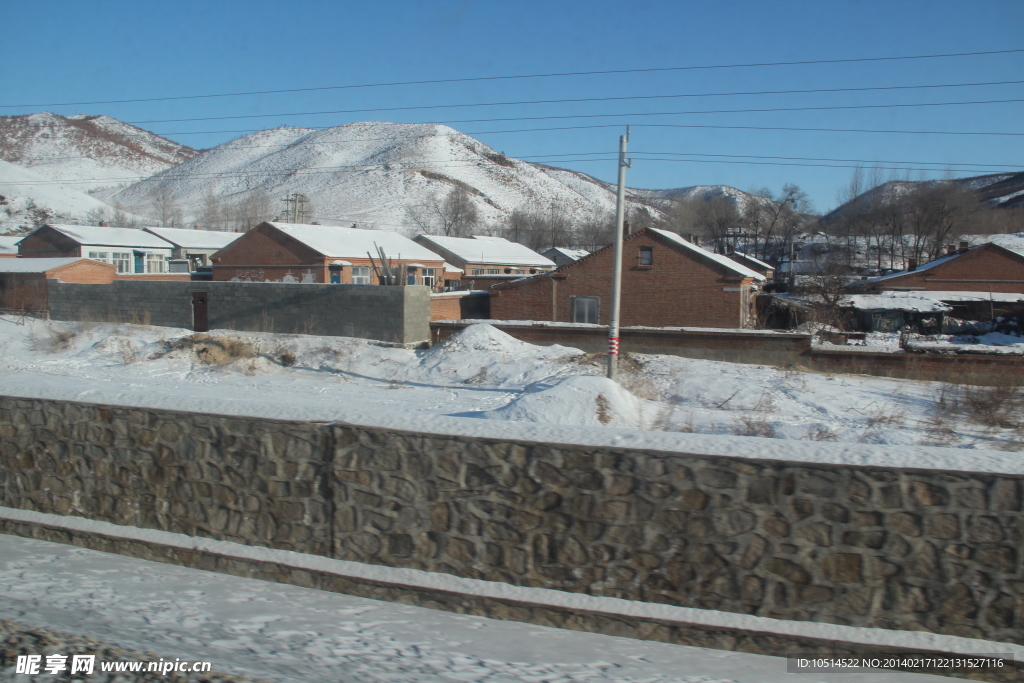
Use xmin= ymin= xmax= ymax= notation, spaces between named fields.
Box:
xmin=114 ymin=339 xmax=138 ymax=364
xmin=934 ymin=377 xmax=1024 ymax=430
xmin=595 ymin=394 xmax=612 ymax=424
xmin=733 ymin=413 xmax=776 ymax=438
xmin=807 ymin=425 xmax=838 ymax=441
xmin=167 ymin=334 xmax=256 ymax=365
xmin=30 ymin=325 xmax=78 ymax=353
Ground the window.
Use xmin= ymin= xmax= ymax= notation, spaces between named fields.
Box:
xmin=87 ymin=251 xmax=109 ymax=262
xmin=487 ymin=269 xmax=499 ymax=274
xmin=472 ymin=269 xmax=484 ymax=275
xmin=571 ymin=296 xmax=599 ymax=324
xmin=351 ymin=266 xmax=371 ymax=285
xmin=421 ymin=268 xmax=436 ymax=288
xmin=112 ymin=252 xmax=131 ymax=273
xmin=146 ymin=254 xmax=166 ymax=273
xmin=639 ymin=246 xmax=653 ymax=266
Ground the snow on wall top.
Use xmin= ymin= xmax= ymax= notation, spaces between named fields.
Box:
xmin=267 ymin=222 xmax=442 ymax=262
xmin=43 ymin=224 xmax=175 ymax=250
xmin=0 ymin=257 xmax=94 ymax=273
xmin=416 ymin=234 xmax=554 ymax=267
xmin=143 ymin=226 xmax=242 ymax=250
xmin=649 ymin=228 xmax=766 ymax=280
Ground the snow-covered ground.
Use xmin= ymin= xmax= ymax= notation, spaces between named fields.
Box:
xmin=0 ymin=317 xmax=1022 ymax=466
xmin=0 ymin=532 xmax=982 ymax=683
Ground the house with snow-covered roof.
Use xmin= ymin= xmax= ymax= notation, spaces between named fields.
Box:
xmin=850 ymin=241 xmax=1024 ymax=295
xmin=541 ymin=247 xmax=590 ymax=268
xmin=210 ymin=221 xmax=446 ymax=287
xmin=490 ymin=227 xmax=766 ymax=329
xmin=143 ymin=226 xmax=242 ymax=269
xmin=17 ymin=224 xmax=175 ymax=274
xmin=414 ymin=235 xmax=554 ymax=280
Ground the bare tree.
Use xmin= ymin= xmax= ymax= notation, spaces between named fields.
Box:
xmin=202 ymin=187 xmax=224 ymax=230
xmin=151 ymin=186 xmax=182 ymax=227
xmin=407 ymin=186 xmax=480 ymax=237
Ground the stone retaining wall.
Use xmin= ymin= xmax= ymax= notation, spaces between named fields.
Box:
xmin=1 ymin=396 xmax=1021 ymax=648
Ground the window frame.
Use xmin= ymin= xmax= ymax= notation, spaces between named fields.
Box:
xmin=570 ymin=295 xmax=600 ymax=324
xmin=638 ymin=246 xmax=654 ymax=267
xmin=350 ymin=266 xmax=371 ymax=285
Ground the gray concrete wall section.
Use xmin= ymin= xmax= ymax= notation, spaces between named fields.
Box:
xmin=46 ymin=281 xmax=431 ymax=344
xmin=1 ymin=396 xmax=1021 ymax=650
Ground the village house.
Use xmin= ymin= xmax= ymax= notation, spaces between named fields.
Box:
xmin=413 ymin=234 xmax=554 ymax=289
xmin=143 ymin=226 xmax=242 ymax=270
xmin=17 ymin=224 xmax=175 ymax=275
xmin=490 ymin=227 xmax=766 ymax=328
xmin=0 ymin=257 xmax=117 ymax=312
xmin=852 ymin=241 xmax=1024 ymax=294
xmin=726 ymin=250 xmax=775 ymax=279
xmin=541 ymin=247 xmax=589 ymax=268
xmin=210 ymin=221 xmax=446 ymax=287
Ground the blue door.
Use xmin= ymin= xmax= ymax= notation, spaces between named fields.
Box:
xmin=134 ymin=252 xmax=145 ymax=273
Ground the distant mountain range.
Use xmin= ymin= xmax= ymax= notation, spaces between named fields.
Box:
xmin=1 ymin=113 xmax=1018 ymax=235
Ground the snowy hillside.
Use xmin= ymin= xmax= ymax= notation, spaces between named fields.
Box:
xmin=0 ymin=112 xmax=196 ymax=193
xmin=0 ymin=159 xmax=132 ymax=233
xmin=631 ymin=184 xmax=771 ymax=215
xmin=109 ymin=122 xmax=662 ymax=231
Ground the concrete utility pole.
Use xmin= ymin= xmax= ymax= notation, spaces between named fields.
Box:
xmin=281 ymin=193 xmax=309 ymax=224
xmin=607 ymin=127 xmax=630 ymax=381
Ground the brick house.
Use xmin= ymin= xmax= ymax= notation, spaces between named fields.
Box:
xmin=143 ymin=226 xmax=242 ymax=269
xmin=727 ymin=251 xmax=775 ymax=279
xmin=413 ymin=234 xmax=554 ymax=289
xmin=210 ymin=221 xmax=446 ymax=287
xmin=490 ymin=227 xmax=766 ymax=328
xmin=0 ymin=257 xmax=116 ymax=312
xmin=17 ymin=224 xmax=175 ymax=274
xmin=853 ymin=242 xmax=1024 ymax=294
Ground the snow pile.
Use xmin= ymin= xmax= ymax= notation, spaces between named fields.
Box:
xmin=479 ymin=375 xmax=646 ymax=428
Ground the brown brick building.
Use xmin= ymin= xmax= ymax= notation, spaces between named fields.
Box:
xmin=855 ymin=242 xmax=1024 ymax=294
xmin=0 ymin=258 xmax=117 ymax=312
xmin=490 ymin=228 xmax=766 ymax=328
xmin=18 ymin=224 xmax=175 ymax=273
xmin=211 ymin=222 xmax=446 ymax=287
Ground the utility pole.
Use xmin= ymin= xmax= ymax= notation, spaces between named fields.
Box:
xmin=281 ymin=193 xmax=309 ymax=224
xmin=607 ymin=127 xmax=630 ymax=381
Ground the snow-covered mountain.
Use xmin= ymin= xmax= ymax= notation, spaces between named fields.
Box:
xmin=0 ymin=113 xmax=196 ymax=193
xmin=109 ymin=122 xmax=663 ymax=230
xmin=631 ymin=184 xmax=771 ymax=215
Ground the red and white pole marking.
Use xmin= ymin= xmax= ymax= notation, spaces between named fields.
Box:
xmin=608 ymin=336 xmax=619 ymax=356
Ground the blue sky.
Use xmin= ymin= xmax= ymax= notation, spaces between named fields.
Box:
xmin=3 ymin=0 xmax=1023 ymax=211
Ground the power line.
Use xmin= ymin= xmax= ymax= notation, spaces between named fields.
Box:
xmin=122 ymin=79 xmax=1024 ymax=125
xmin=4 ymin=47 xmax=1023 ymax=108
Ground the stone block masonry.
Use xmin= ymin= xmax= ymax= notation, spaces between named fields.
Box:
xmin=1 ymin=396 xmax=1021 ymax=649
xmin=45 ymin=280 xmax=431 ymax=344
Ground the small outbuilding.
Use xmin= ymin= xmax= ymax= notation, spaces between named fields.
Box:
xmin=0 ymin=257 xmax=116 ymax=313
xmin=143 ymin=226 xmax=242 ymax=270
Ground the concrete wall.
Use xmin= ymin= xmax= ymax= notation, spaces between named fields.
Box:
xmin=432 ymin=321 xmax=812 ymax=366
xmin=2 ymin=396 xmax=1021 ymax=647
xmin=46 ymin=280 xmax=431 ymax=344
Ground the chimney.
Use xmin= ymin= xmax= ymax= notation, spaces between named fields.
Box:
xmin=946 ymin=244 xmax=956 ymax=255
xmin=99 ymin=221 xmax=108 ymax=227
xmin=907 ymin=258 xmax=917 ymax=271
xmin=194 ymin=224 xmax=203 ymax=231
xmin=958 ymin=241 xmax=969 ymax=254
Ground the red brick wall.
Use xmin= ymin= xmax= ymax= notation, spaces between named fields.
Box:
xmin=51 ymin=261 xmax=117 ymax=284
xmin=876 ymin=244 xmax=1024 ymax=294
xmin=430 ymin=295 xmax=464 ymax=321
xmin=491 ymin=232 xmax=754 ymax=328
